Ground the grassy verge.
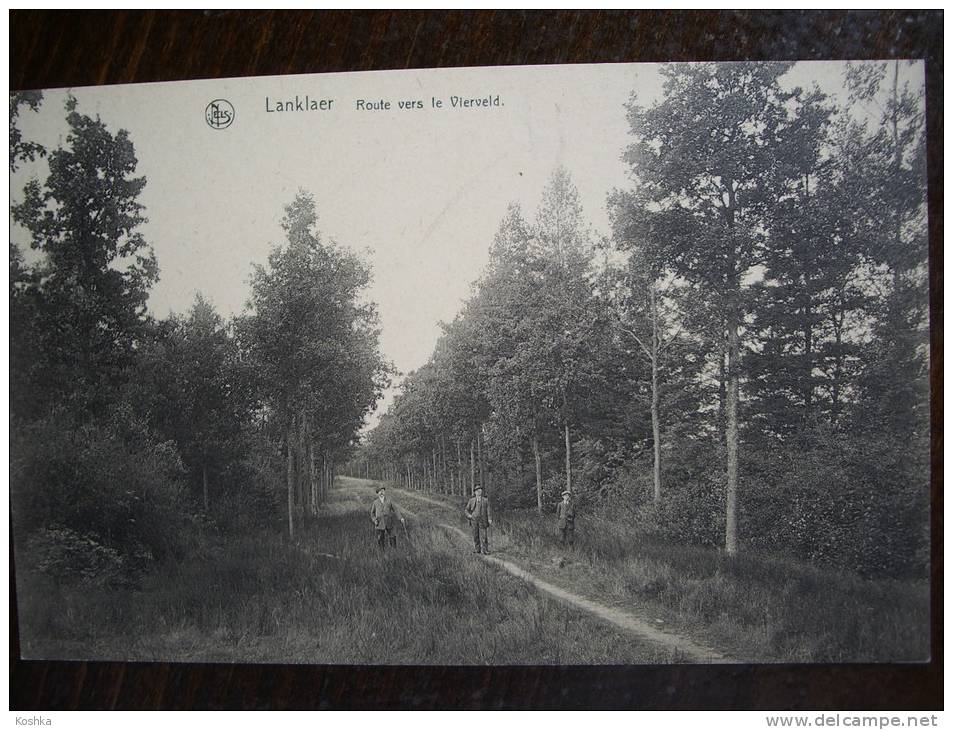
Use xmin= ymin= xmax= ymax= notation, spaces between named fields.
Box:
xmin=389 ymin=484 xmax=930 ymax=663
xmin=16 ymin=483 xmax=681 ymax=664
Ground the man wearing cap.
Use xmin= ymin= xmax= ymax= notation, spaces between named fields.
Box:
xmin=370 ymin=485 xmax=405 ymax=551
xmin=557 ymin=490 xmax=576 ymax=551
xmin=464 ymin=486 xmax=492 ymax=555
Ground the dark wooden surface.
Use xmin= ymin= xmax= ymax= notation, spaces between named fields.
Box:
xmin=9 ymin=9 xmax=943 ymax=711
xmin=8 ymin=9 xmax=945 ymax=89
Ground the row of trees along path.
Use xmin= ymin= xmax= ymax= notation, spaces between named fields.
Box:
xmin=351 ymin=61 xmax=928 ymax=578
xmin=11 ymin=91 xmax=390 ymax=580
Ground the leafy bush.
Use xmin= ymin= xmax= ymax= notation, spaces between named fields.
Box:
xmin=586 ymin=423 xmax=928 ymax=579
xmin=582 ymin=437 xmax=724 ymax=547
xmin=741 ymin=425 xmax=929 ymax=578
xmin=210 ymin=434 xmax=284 ymax=530
xmin=574 ymin=435 xmax=633 ymax=498
xmin=654 ymin=471 xmax=725 ymax=547
xmin=26 ymin=526 xmax=153 ymax=588
xmin=540 ymin=472 xmax=568 ymax=509
xmin=11 ymin=403 xmax=191 ymax=581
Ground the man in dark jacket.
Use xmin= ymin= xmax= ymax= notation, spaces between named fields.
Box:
xmin=557 ymin=490 xmax=576 ymax=550
xmin=464 ymin=485 xmax=492 ymax=555
xmin=370 ymin=485 xmax=405 ymax=550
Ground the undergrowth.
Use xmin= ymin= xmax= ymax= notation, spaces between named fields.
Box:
xmin=15 ymin=489 xmax=678 ymax=664
xmin=491 ymin=508 xmax=930 ymax=662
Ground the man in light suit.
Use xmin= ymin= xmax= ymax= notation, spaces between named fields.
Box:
xmin=465 ymin=485 xmax=492 ymax=555
xmin=370 ymin=485 xmax=405 ymax=551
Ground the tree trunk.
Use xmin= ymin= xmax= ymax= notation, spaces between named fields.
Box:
xmin=650 ymin=351 xmax=662 ymax=503
xmin=440 ymin=435 xmax=448 ymax=493
xmin=325 ymin=451 xmax=331 ymax=503
xmin=832 ymin=308 xmax=845 ymax=424
xmin=804 ymin=303 xmax=814 ymax=413
xmin=476 ymin=426 xmax=487 ymax=494
xmin=286 ymin=423 xmax=295 ymax=540
xmin=298 ymin=409 xmax=308 ymax=520
xmin=725 ymin=301 xmax=740 ymax=557
xmin=309 ymin=444 xmax=316 ymax=514
xmin=723 ymin=177 xmax=742 ymax=558
xmin=514 ymin=437 xmax=523 ymax=509
xmin=448 ymin=440 xmax=455 ymax=494
xmin=564 ymin=423 xmax=572 ymax=495
xmin=718 ymin=337 xmax=727 ymax=441
xmin=650 ymin=283 xmax=663 ymax=503
xmin=533 ymin=433 xmax=543 ymax=513
xmin=470 ymin=439 xmax=476 ymax=496
xmin=202 ymin=462 xmax=209 ymax=513
xmin=891 ymin=59 xmax=904 ymax=297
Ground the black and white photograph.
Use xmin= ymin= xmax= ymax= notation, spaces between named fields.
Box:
xmin=9 ymin=57 xmax=932 ymax=670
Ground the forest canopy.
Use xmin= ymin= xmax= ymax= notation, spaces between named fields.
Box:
xmin=355 ymin=61 xmax=929 ymax=578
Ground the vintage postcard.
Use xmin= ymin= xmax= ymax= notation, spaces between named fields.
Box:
xmin=9 ymin=61 xmax=931 ymax=664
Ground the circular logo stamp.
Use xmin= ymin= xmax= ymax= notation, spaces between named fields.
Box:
xmin=205 ymin=99 xmax=235 ymax=130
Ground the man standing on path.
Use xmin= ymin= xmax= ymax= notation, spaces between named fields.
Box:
xmin=557 ymin=490 xmax=576 ymax=551
xmin=465 ymin=485 xmax=492 ymax=555
xmin=370 ymin=485 xmax=405 ymax=551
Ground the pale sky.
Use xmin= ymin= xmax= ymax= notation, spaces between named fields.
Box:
xmin=9 ymin=61 xmax=922 ymax=429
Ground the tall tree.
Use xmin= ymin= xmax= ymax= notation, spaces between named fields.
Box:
xmin=844 ymin=61 xmax=929 ymax=436
xmin=605 ymin=195 xmax=690 ymax=503
xmin=12 ymin=96 xmax=157 ymax=417
xmin=747 ymin=115 xmax=873 ymax=437
xmin=527 ymin=167 xmax=604 ymax=497
xmin=241 ymin=191 xmax=387 ymax=539
xmin=842 ymin=61 xmax=930 ymax=575
xmin=480 ymin=204 xmax=549 ymax=509
xmin=624 ymin=63 xmax=825 ymax=555
xmin=138 ymin=295 xmax=246 ymax=512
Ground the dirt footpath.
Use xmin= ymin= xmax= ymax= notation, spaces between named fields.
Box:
xmin=338 ymin=477 xmax=734 ymax=663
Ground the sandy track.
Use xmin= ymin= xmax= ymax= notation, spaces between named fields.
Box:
xmin=340 ymin=478 xmax=734 ymax=663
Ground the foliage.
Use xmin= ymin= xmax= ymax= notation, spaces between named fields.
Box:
xmin=11 ymin=406 xmax=190 ymax=571
xmin=742 ymin=425 xmax=929 ymax=578
xmin=11 ymin=96 xmax=157 ymax=418
xmin=361 ymin=168 xmax=626 ymax=507
xmin=359 ymin=62 xmax=929 ymax=578
xmin=9 ymin=62 xmax=932 ymax=601
xmin=26 ymin=526 xmax=153 ymax=589
xmin=240 ymin=191 xmax=391 ymax=534
xmin=10 ymin=91 xmax=46 ymax=171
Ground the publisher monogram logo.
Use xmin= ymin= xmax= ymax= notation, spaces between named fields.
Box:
xmin=205 ymin=99 xmax=234 ymax=129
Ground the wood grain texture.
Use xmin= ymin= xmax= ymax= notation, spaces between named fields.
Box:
xmin=8 ymin=9 xmax=945 ymax=89
xmin=9 ymin=9 xmax=942 ymax=711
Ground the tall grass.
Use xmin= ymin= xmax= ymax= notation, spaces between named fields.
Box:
xmin=17 ymin=479 xmax=929 ymax=664
xmin=16 ymin=494 xmax=682 ymax=664
xmin=489 ymin=508 xmax=930 ymax=662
